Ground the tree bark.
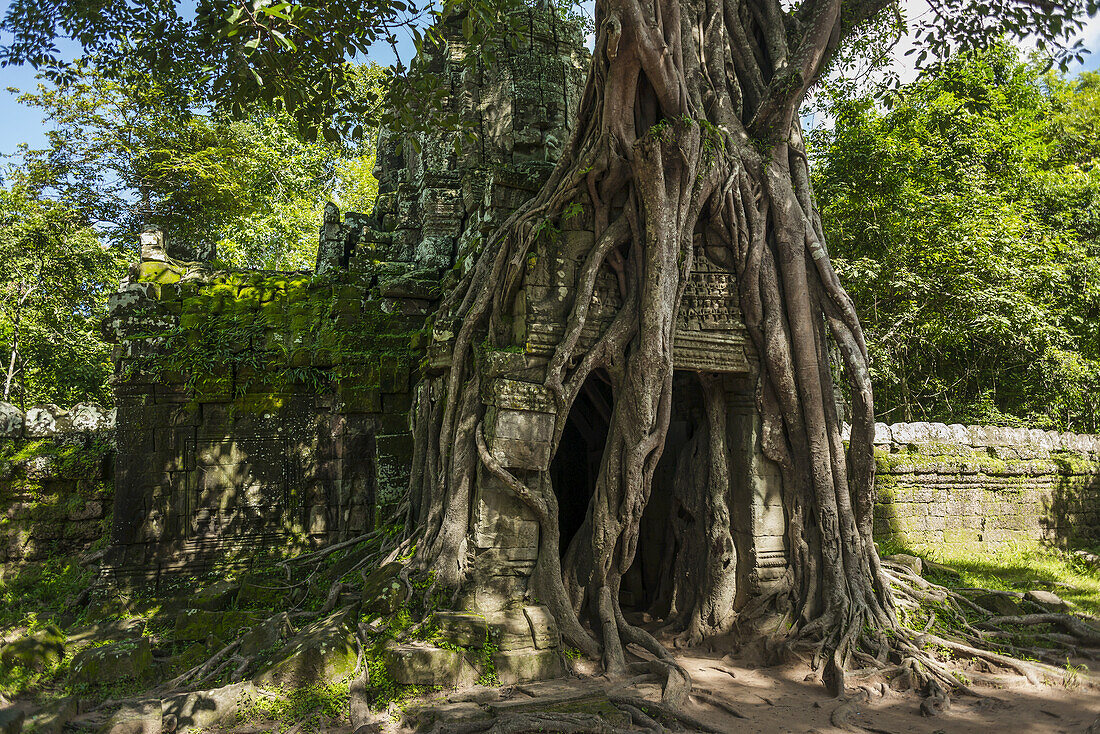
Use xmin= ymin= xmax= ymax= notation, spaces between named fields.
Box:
xmin=407 ymin=0 xmax=931 ymax=692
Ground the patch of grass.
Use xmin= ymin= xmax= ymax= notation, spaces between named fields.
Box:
xmin=878 ymin=540 xmax=1100 ymax=615
xmin=236 ymin=681 xmax=351 ymax=732
xmin=0 ymin=558 xmax=97 ymax=630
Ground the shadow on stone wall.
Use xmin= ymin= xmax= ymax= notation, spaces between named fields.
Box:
xmin=1044 ymin=455 xmax=1100 ymax=547
xmin=868 ymin=421 xmax=1100 ymax=554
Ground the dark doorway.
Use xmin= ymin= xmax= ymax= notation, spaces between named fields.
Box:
xmin=622 ymin=372 xmax=707 ymax=611
xmin=549 ymin=373 xmax=613 ymax=555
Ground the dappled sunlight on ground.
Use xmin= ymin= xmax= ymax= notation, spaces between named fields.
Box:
xmin=671 ymin=650 xmax=1100 ymax=733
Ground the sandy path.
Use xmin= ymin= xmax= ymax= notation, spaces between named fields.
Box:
xmin=668 ymin=650 xmax=1100 ymax=733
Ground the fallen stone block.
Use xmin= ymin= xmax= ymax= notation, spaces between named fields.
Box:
xmin=239 ymin=613 xmax=292 ymax=657
xmin=384 ymin=642 xmax=478 ymax=687
xmin=0 ymin=625 xmax=65 ymax=671
xmin=401 ymin=701 xmax=491 ymax=731
xmin=486 ymin=689 xmax=625 ymax=725
xmin=253 ymin=606 xmax=359 ymax=688
xmin=162 ymin=681 xmax=258 ymax=733
xmin=174 ymin=610 xmax=261 ymax=642
xmin=491 ymin=648 xmax=563 ymax=685
xmin=65 ymin=619 xmax=145 ymax=655
xmin=1025 ymin=589 xmax=1070 ymax=612
xmin=236 ymin=579 xmax=290 ymax=608
xmin=96 ymin=699 xmax=161 ymax=734
xmin=70 ymin=638 xmax=153 ymax=685
xmin=0 ymin=402 xmax=23 ymax=437
xmin=883 ymin=553 xmax=923 ymax=576
xmin=360 ymin=562 xmax=403 ymax=616
xmin=973 ymin=592 xmax=1023 ymax=617
xmin=0 ymin=708 xmax=25 ymax=734
xmin=24 ymin=696 xmax=79 ymax=734
xmin=188 ymin=580 xmax=241 ymax=612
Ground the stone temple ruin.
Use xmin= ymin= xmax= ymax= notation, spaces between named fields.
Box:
xmin=94 ymin=7 xmax=1100 ymax=687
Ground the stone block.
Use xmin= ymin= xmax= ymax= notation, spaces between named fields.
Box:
xmin=0 ymin=624 xmax=65 ymax=670
xmin=254 ymin=606 xmax=359 ymax=688
xmin=237 ymin=579 xmax=291 ymax=608
xmin=188 ymin=580 xmax=241 ymax=611
xmin=96 ymin=699 xmax=161 ymax=734
xmin=523 ymin=605 xmax=560 ymax=649
xmin=0 ymin=402 xmax=23 ymax=437
xmin=974 ymin=592 xmax=1023 ymax=616
xmin=459 ymin=575 xmax=529 ymax=613
xmin=1024 ymin=589 xmax=1070 ymax=611
xmin=70 ymin=638 xmax=153 ymax=684
xmin=433 ymin=612 xmax=491 ymax=647
xmin=68 ymin=403 xmax=110 ymax=432
xmin=402 ymin=701 xmax=492 ymax=732
xmin=484 ymin=379 xmax=555 ymax=412
xmin=0 ymin=709 xmax=25 ymax=734
xmin=384 ymin=641 xmax=478 ymax=687
xmin=488 ymin=435 xmax=552 ymax=471
xmin=163 ymin=682 xmax=258 ymax=733
xmin=490 ymin=408 xmax=554 ymax=443
xmin=174 ymin=610 xmax=261 ymax=642
xmin=491 ymin=648 xmax=563 ymax=685
xmin=890 ymin=422 xmax=927 ymax=444
xmin=25 ymin=696 xmax=79 ymax=734
xmin=472 ymin=485 xmax=540 ymax=550
xmin=24 ymin=405 xmax=61 ymax=437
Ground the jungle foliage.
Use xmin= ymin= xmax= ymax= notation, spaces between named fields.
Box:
xmin=812 ymin=46 xmax=1100 ymax=431
xmin=0 ymin=64 xmax=383 ymax=407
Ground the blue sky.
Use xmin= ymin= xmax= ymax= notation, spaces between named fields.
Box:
xmin=2 ymin=0 xmax=1100 ymax=158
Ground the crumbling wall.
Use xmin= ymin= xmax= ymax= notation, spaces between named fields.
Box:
xmin=103 ymin=259 xmax=426 ymax=585
xmin=100 ymin=7 xmax=590 ymax=586
xmin=867 ymin=422 xmax=1100 ymax=552
xmin=0 ymin=403 xmax=114 ymax=567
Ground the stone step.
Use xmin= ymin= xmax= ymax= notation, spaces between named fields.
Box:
xmin=384 ymin=642 xmax=479 ymax=687
xmin=432 ymin=605 xmax=560 ymax=651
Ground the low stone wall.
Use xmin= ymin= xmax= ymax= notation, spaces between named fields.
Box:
xmin=866 ymin=422 xmax=1100 ymax=552
xmin=0 ymin=403 xmax=115 ymax=567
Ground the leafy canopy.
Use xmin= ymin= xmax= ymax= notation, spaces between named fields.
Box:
xmin=3 ymin=0 xmax=1092 ymax=141
xmin=0 ymin=62 xmax=385 ymax=406
xmin=812 ymin=45 xmax=1100 ymax=431
xmin=0 ymin=175 xmax=127 ymax=406
xmin=10 ymin=62 xmax=384 ymax=269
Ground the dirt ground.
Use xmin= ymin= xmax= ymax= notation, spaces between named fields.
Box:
xmin=385 ymin=644 xmax=1100 ymax=733
xmin=662 ymin=649 xmax=1100 ymax=733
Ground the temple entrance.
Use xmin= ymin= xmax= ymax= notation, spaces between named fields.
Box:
xmin=549 ymin=372 xmax=613 ymax=556
xmin=621 ymin=371 xmax=708 ymax=610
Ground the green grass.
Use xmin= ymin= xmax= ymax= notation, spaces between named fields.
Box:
xmin=0 ymin=558 xmax=97 ymax=631
xmin=878 ymin=539 xmax=1100 ymax=615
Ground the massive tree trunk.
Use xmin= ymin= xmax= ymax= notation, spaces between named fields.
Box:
xmin=406 ymin=0 xmax=949 ymax=696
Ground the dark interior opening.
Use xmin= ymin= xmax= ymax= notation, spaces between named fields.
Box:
xmin=621 ymin=372 xmax=707 ymax=611
xmin=549 ymin=372 xmax=613 ymax=556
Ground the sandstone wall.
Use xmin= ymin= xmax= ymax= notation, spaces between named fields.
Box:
xmin=865 ymin=421 xmax=1100 ymax=552
xmin=0 ymin=403 xmax=114 ymax=566
xmin=103 ymin=261 xmax=427 ymax=585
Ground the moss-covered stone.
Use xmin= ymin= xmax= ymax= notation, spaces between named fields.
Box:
xmin=69 ymin=637 xmax=153 ymax=684
xmin=174 ymin=610 xmax=261 ymax=642
xmin=188 ymin=580 xmax=241 ymax=612
xmin=253 ymin=606 xmax=359 ymax=688
xmin=0 ymin=625 xmax=65 ymax=670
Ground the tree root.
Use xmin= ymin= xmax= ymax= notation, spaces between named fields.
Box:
xmin=607 ymin=694 xmax=722 ymax=733
xmin=689 ymin=688 xmax=748 ymax=719
xmin=432 ymin=712 xmax=632 ymax=734
xmin=981 ymin=613 xmax=1100 ymax=646
xmin=164 ymin=638 xmax=242 ymax=690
